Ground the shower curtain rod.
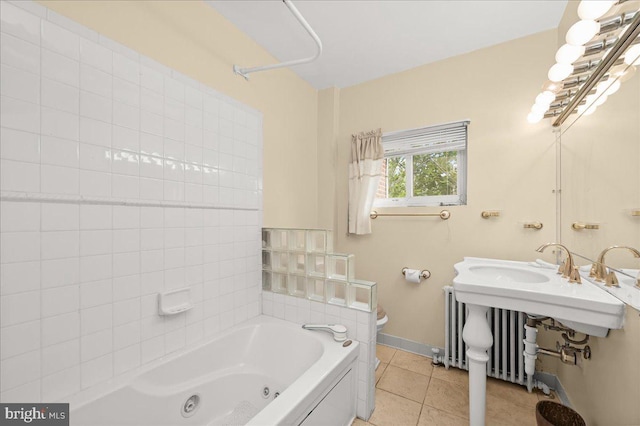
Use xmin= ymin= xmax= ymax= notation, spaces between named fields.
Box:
xmin=233 ymin=0 xmax=323 ymax=80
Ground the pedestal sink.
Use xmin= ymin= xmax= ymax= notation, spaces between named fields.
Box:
xmin=453 ymin=257 xmax=625 ymax=426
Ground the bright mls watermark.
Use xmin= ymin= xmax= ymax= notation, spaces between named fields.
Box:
xmin=0 ymin=404 xmax=68 ymax=425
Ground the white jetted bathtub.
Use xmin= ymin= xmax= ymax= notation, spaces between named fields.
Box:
xmin=70 ymin=316 xmax=359 ymax=426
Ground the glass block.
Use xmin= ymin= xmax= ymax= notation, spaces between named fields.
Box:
xmin=347 ymin=280 xmax=377 ymax=312
xmin=288 ymin=230 xmax=307 ymax=251
xmin=326 ymin=279 xmax=348 ymax=306
xmin=327 ymin=254 xmax=355 ymax=280
xmin=262 ymin=250 xmax=272 ymax=270
xmin=307 ymin=253 xmax=326 ymax=277
xmin=270 ymin=229 xmax=288 ymax=249
xmin=308 ymin=230 xmax=333 ymax=253
xmin=289 ymin=252 xmax=306 ymax=274
xmin=306 ymin=277 xmax=325 ymax=302
xmin=262 ymin=270 xmax=272 ymax=291
xmin=272 ymin=251 xmax=288 ymax=273
xmin=271 ymin=272 xmax=287 ymax=294
xmin=287 ymin=274 xmax=306 ymax=298
xmin=262 ymin=229 xmax=271 ymax=249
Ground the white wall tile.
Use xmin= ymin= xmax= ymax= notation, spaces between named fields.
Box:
xmin=0 ymin=379 xmax=41 ymax=403
xmin=1 ymin=96 xmax=40 ymax=134
xmin=41 ymin=164 xmax=79 ymax=195
xmin=41 ymin=136 xmax=79 ymax=167
xmin=41 ymin=285 xmax=79 ymax=318
xmin=41 ymin=49 xmax=79 ymax=87
xmin=81 ymin=354 xmax=112 ymax=389
xmin=41 ymin=20 xmax=79 ymax=60
xmin=0 ymin=1 xmax=263 ymax=404
xmin=41 ymin=106 xmax=79 ymax=141
xmin=0 ymin=32 xmax=40 ymax=74
xmin=41 ymin=257 xmax=79 ymax=289
xmin=79 ymin=38 xmax=111 ymax=73
xmin=1 ymin=2 xmax=41 ymax=44
xmin=80 ymin=64 xmax=111 ymax=99
xmin=0 ymin=320 xmax=40 ymax=359
xmin=0 ymin=128 xmax=40 ymax=163
xmin=0 ymin=261 xmax=40 ymax=296
xmin=42 ymin=339 xmax=79 ymax=376
xmin=0 ymin=350 xmax=40 ymax=392
xmin=0 ymin=231 xmax=40 ymax=263
xmin=42 ymin=365 xmax=80 ymax=402
xmin=1 ymin=63 xmax=40 ymax=104
xmin=41 ymin=78 xmax=79 ymax=114
xmin=41 ymin=231 xmax=79 ymax=260
xmin=80 ymin=304 xmax=112 ymax=336
xmin=80 ymin=90 xmax=112 ymax=123
xmin=1 ymin=201 xmax=40 ymax=232
xmin=79 ymin=116 xmax=111 ymax=147
xmin=80 ymin=279 xmax=112 ymax=309
xmin=80 ymin=329 xmax=112 ymax=362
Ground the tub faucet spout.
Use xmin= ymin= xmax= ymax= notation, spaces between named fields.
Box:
xmin=302 ymin=324 xmax=347 ymax=342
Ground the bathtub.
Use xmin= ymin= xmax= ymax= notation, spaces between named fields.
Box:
xmin=69 ymin=315 xmax=360 ymax=426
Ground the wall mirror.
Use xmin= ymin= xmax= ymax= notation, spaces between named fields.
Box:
xmin=558 ymin=31 xmax=640 ymax=309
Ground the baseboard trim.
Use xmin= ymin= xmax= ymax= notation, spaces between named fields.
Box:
xmin=378 ymin=332 xmax=572 ymax=407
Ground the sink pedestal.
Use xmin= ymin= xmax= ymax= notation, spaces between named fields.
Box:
xmin=462 ymin=304 xmax=493 ymax=426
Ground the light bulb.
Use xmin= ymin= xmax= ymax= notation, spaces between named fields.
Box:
xmin=555 ymin=44 xmax=586 ymax=64
xmin=548 ymin=63 xmax=574 ymax=82
xmin=527 ymin=111 xmax=544 ymax=124
xmin=566 ymin=20 xmax=600 ymax=46
xmin=594 ymin=93 xmax=608 ymax=106
xmin=604 ymin=79 xmax=621 ymax=96
xmin=584 ymin=104 xmax=598 ymax=116
xmin=577 ymin=0 xmax=616 ymax=20
xmin=531 ymin=102 xmax=549 ymax=115
xmin=624 ymin=44 xmax=640 ymax=66
xmin=541 ymin=80 xmax=563 ymax=93
xmin=535 ymin=91 xmax=556 ymax=106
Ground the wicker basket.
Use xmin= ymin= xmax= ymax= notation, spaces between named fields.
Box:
xmin=535 ymin=401 xmax=586 ymax=426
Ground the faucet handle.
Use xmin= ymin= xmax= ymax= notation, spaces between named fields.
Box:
xmin=604 ymin=271 xmax=619 ymax=287
xmin=569 ymin=266 xmax=582 ymax=284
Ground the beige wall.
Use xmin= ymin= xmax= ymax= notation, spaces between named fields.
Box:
xmin=329 ymin=30 xmax=558 ymax=345
xmin=39 ymin=0 xmax=319 ymax=229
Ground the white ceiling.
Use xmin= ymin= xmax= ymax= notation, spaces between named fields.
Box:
xmin=209 ymin=0 xmax=567 ymax=89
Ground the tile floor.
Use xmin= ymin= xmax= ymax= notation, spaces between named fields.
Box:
xmin=352 ymin=345 xmax=555 ymax=426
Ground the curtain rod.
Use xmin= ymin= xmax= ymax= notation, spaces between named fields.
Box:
xmin=233 ymin=0 xmax=323 ymax=81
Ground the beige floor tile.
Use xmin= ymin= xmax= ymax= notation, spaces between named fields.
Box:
xmin=486 ymin=377 xmax=539 ymax=409
xmin=376 ymin=345 xmax=396 ymax=364
xmin=486 ymin=393 xmax=537 ymax=426
xmin=377 ymin=365 xmax=430 ymax=403
xmin=375 ymin=362 xmax=388 ymax=384
xmin=430 ymin=365 xmax=468 ymax=387
xmin=423 ymin=377 xmax=469 ymax=419
xmin=368 ymin=389 xmax=422 ymax=426
xmin=417 ymin=406 xmax=468 ymax=426
xmin=351 ymin=418 xmax=373 ymax=426
xmin=389 ymin=350 xmax=433 ymax=376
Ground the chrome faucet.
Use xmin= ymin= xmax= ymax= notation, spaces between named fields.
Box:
xmin=302 ymin=324 xmax=347 ymax=342
xmin=590 ymin=246 xmax=640 ymax=287
xmin=536 ymin=243 xmax=581 ymax=284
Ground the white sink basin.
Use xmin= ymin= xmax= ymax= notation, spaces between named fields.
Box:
xmin=453 ymin=257 xmax=625 ymax=337
xmin=580 ymin=268 xmax=640 ymax=312
xmin=467 ymin=265 xmax=550 ymax=284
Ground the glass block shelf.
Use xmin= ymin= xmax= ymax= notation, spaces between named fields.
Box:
xmin=262 ymin=228 xmax=376 ymax=312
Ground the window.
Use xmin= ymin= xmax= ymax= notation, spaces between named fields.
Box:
xmin=375 ymin=120 xmax=469 ymax=207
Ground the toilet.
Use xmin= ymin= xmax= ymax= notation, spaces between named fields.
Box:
xmin=376 ymin=304 xmax=389 ymax=369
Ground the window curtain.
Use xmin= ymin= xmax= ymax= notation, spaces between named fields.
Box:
xmin=348 ymin=129 xmax=384 ymax=235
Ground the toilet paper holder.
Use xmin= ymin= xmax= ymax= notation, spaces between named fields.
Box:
xmin=402 ymin=267 xmax=431 ymax=280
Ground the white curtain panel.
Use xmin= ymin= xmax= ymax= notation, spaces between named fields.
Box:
xmin=348 ymin=129 xmax=384 ymax=235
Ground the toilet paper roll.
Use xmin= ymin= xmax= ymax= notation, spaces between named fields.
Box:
xmin=404 ymin=268 xmax=422 ymax=283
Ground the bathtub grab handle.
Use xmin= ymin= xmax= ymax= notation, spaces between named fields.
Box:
xmin=302 ymin=324 xmax=348 ymax=342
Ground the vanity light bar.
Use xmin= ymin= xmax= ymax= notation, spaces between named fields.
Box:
xmin=527 ymin=1 xmax=640 ymax=125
